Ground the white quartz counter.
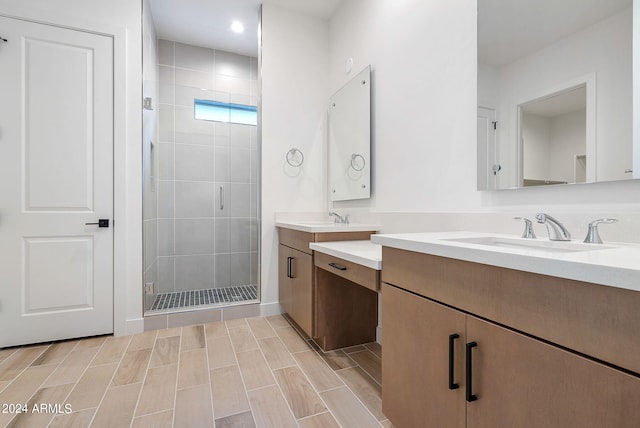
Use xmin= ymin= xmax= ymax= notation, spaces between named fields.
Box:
xmin=276 ymin=220 xmax=380 ymax=233
xmin=309 ymin=240 xmax=382 ymax=270
xmin=371 ymin=231 xmax=640 ymax=293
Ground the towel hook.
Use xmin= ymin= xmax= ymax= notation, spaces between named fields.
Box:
xmin=350 ymin=153 xmax=365 ymax=171
xmin=286 ymin=148 xmax=304 ymax=167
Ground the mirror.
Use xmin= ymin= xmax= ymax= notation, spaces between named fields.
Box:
xmin=520 ymin=84 xmax=588 ymax=186
xmin=329 ymin=65 xmax=371 ymax=201
xmin=477 ymin=0 xmax=633 ymax=190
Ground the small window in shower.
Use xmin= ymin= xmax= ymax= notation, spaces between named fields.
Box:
xmin=194 ymin=99 xmax=257 ymax=126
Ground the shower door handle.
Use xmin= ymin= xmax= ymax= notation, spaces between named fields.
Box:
xmin=219 ymin=185 xmax=224 ymax=210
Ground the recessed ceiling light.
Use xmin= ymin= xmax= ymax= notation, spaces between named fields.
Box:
xmin=231 ymin=21 xmax=245 ymax=34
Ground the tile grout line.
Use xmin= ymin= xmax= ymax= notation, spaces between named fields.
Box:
xmin=203 ymin=323 xmax=217 ymax=427
xmin=128 ymin=330 xmax=158 ymax=426
xmin=1 ymin=343 xmax=52 ymax=393
xmin=45 ymin=340 xmax=95 ymax=428
xmin=0 ymin=349 xmax=33 ymax=401
xmin=4 ymin=341 xmax=76 ymax=428
xmin=170 ymin=326 xmax=182 ymax=428
xmin=276 ymin=316 xmax=349 ymax=428
xmin=337 ymin=348 xmax=386 ymax=426
xmin=252 ymin=320 xmax=302 ymax=428
xmin=87 ymin=335 xmax=133 ymax=427
xmin=344 ymin=348 xmax=382 ymax=386
xmin=221 ymin=318 xmax=257 ymax=428
xmin=234 ymin=317 xmax=298 ymax=425
xmin=282 ymin=315 xmax=386 ymax=427
xmin=46 ymin=336 xmax=126 ymax=427
xmin=0 ymin=346 xmax=29 ymax=395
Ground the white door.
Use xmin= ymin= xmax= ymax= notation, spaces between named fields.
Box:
xmin=477 ymin=106 xmax=498 ymax=190
xmin=0 ymin=16 xmax=114 ymax=347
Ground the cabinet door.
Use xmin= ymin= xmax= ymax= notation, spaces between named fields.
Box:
xmin=278 ymin=245 xmax=292 ymax=315
xmin=382 ymin=283 xmax=466 ymax=428
xmin=466 ymin=316 xmax=640 ymax=428
xmin=289 ymin=247 xmax=313 ymax=336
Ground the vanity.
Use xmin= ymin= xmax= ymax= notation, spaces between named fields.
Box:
xmin=276 ymin=221 xmax=380 ymax=350
xmin=372 ymin=232 xmax=640 ymax=428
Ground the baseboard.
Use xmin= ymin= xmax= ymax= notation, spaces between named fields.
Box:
xmin=258 ymin=302 xmax=282 ymax=317
xmin=141 ymin=301 xmax=284 ymax=331
xmin=124 ymin=318 xmax=144 ymax=335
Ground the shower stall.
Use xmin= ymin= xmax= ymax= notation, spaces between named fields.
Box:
xmin=143 ymin=39 xmax=260 ymax=314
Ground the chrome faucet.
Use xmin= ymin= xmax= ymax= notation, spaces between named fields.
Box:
xmin=583 ymin=218 xmax=618 ymax=244
xmin=328 ymin=211 xmax=350 ymax=224
xmin=513 ymin=217 xmax=536 ymax=239
xmin=535 ymin=213 xmax=571 ymax=241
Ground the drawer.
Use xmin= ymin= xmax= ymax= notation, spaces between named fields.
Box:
xmin=278 ymin=228 xmax=313 ymax=254
xmin=314 ymin=251 xmax=380 ymax=292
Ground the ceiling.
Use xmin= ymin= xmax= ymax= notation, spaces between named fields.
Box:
xmin=148 ymin=0 xmax=344 ymax=58
xmin=150 ymin=0 xmax=632 ymax=66
xmin=521 ymin=85 xmax=586 ymax=117
xmin=478 ymin=0 xmax=632 ymax=67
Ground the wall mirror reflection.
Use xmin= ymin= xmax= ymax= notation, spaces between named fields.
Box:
xmin=477 ymin=0 xmax=633 ymax=190
xmin=329 ymin=65 xmax=371 ymax=201
xmin=520 ymin=83 xmax=588 ymax=186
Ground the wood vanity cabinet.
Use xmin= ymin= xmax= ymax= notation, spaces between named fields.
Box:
xmin=382 ymin=283 xmax=466 ymax=428
xmin=278 ymin=244 xmax=313 ymax=335
xmin=313 ymin=252 xmax=379 ymax=350
xmin=277 ymin=227 xmax=375 ymax=338
xmin=382 ymin=248 xmax=640 ymax=428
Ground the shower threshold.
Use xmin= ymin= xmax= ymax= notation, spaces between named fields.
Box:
xmin=146 ymin=284 xmax=258 ymax=314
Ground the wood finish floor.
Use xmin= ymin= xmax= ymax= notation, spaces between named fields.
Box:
xmin=0 ymin=314 xmax=393 ymax=427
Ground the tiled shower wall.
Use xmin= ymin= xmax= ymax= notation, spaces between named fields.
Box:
xmin=153 ymin=39 xmax=259 ymax=297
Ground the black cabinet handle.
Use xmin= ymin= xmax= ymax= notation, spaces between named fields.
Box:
xmin=466 ymin=341 xmax=478 ymax=402
xmin=448 ymin=334 xmax=460 ymax=390
xmin=287 ymin=257 xmax=294 ymax=278
xmin=328 ymin=262 xmax=347 ymax=271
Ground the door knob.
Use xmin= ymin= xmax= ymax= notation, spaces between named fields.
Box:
xmin=85 ymin=219 xmax=110 ymax=227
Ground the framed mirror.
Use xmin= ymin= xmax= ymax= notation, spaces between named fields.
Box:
xmin=477 ymin=0 xmax=633 ymax=190
xmin=329 ymin=65 xmax=371 ymax=201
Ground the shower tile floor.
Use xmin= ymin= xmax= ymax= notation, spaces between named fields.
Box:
xmin=149 ymin=285 xmax=258 ymax=312
xmin=0 ymin=314 xmax=391 ymax=427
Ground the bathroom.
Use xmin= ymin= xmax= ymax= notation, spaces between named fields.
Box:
xmin=1 ymin=0 xmax=637 ymax=337
xmin=1 ymin=0 xmax=639 ymax=425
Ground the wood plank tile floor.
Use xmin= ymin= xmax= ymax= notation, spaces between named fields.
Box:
xmin=0 ymin=314 xmax=394 ymax=427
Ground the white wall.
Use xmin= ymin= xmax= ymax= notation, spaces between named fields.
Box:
xmin=549 ymin=110 xmax=587 ymax=183
xmin=330 ymin=0 xmax=481 ymax=212
xmin=522 ymin=113 xmax=552 ymax=180
xmin=522 ymin=110 xmax=586 ymax=183
xmin=328 ymin=0 xmax=640 ymax=215
xmin=261 ymin=4 xmax=329 ymax=306
xmin=0 ymin=0 xmax=144 ymax=335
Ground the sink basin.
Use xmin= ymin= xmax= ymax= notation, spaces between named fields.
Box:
xmin=276 ymin=220 xmax=381 ymax=233
xmin=290 ymin=221 xmax=336 ymax=226
xmin=442 ymin=236 xmax=615 ymax=253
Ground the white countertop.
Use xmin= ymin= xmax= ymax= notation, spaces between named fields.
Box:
xmin=371 ymin=231 xmax=640 ymax=293
xmin=276 ymin=220 xmax=380 ymax=233
xmin=309 ymin=240 xmax=382 ymax=270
